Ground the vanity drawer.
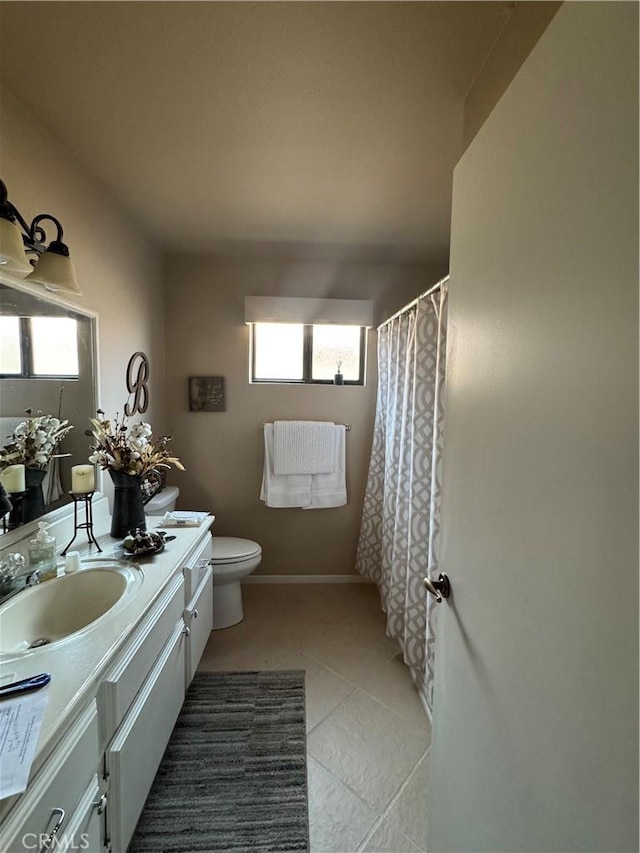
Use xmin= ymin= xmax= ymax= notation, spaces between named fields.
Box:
xmin=183 ymin=534 xmax=212 ymax=601
xmin=98 ymin=573 xmax=184 ymax=745
xmin=105 ymin=621 xmax=186 ymax=853
xmin=0 ymin=701 xmax=99 ymax=853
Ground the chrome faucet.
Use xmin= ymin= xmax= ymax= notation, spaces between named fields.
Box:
xmin=0 ymin=552 xmax=26 ymax=590
xmin=25 ymin=569 xmax=41 ymax=587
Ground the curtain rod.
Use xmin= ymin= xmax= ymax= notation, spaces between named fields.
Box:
xmin=377 ymin=275 xmax=449 ymax=331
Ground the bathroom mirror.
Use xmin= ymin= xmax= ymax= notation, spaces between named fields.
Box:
xmin=0 ymin=272 xmax=98 ymax=531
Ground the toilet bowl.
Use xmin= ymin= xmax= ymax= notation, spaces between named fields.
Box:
xmin=145 ymin=486 xmax=180 ymax=516
xmin=210 ymin=537 xmax=262 ymax=629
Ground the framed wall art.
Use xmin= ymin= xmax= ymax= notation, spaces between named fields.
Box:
xmin=189 ymin=376 xmax=225 ymax=412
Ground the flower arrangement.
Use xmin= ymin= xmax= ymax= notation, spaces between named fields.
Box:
xmin=0 ymin=410 xmax=73 ymax=470
xmin=88 ymin=411 xmax=185 ymax=477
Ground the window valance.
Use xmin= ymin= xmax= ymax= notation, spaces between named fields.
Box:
xmin=244 ymin=296 xmax=373 ymax=327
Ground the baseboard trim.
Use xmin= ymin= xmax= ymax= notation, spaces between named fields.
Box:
xmin=244 ymin=574 xmax=372 ymax=584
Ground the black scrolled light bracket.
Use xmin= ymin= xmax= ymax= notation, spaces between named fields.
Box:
xmin=0 ymin=178 xmax=70 ymax=263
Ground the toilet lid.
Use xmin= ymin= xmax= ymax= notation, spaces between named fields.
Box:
xmin=210 ymin=537 xmax=261 ymax=563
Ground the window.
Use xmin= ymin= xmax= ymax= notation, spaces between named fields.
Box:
xmin=0 ymin=316 xmax=79 ymax=378
xmin=251 ymin=323 xmax=366 ymax=384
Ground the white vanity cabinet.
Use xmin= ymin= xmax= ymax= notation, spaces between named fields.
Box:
xmin=104 ymin=622 xmax=186 ymax=852
xmin=57 ymin=776 xmax=103 ymax=852
xmin=0 ymin=702 xmax=101 ymax=853
xmin=0 ymin=524 xmax=215 ymax=853
xmin=100 ymin=530 xmax=213 ymax=852
xmin=182 ymin=535 xmax=213 ymax=686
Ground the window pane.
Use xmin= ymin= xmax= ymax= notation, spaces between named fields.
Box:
xmin=312 ymin=325 xmax=362 ymax=381
xmin=0 ymin=317 xmax=21 ymax=374
xmin=31 ymin=317 xmax=79 ymax=376
xmin=253 ymin=323 xmax=304 ymax=380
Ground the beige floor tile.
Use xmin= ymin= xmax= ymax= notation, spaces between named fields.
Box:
xmin=244 ymin=583 xmax=378 ymax=628
xmin=308 ymin=690 xmax=429 ymax=812
xmin=198 ymin=582 xmax=431 ymax=853
xmin=347 ymin=604 xmax=396 ymax=647
xmin=199 ymin=620 xmax=293 ymax=670
xmin=275 ymin=651 xmax=356 ymax=732
xmin=307 ymin=756 xmax=377 ymax=853
xmin=385 ymin=750 xmax=430 ymax=850
xmin=361 ymin=654 xmax=431 ymax=733
xmin=358 ymin=818 xmax=424 ymax=853
xmin=301 ymin=620 xmax=398 ymax=688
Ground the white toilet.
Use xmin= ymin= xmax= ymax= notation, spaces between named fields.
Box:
xmin=210 ymin=537 xmax=262 ymax=629
xmin=144 ymin=485 xmax=180 ymax=516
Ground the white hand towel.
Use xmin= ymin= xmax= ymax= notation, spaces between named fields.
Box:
xmin=261 ymin=424 xmax=312 ymax=507
xmin=158 ymin=511 xmax=211 ymax=527
xmin=304 ymin=425 xmax=347 ymax=509
xmin=273 ymin=420 xmax=336 ymax=475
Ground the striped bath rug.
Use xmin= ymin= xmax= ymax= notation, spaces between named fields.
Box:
xmin=130 ymin=670 xmax=309 ymax=852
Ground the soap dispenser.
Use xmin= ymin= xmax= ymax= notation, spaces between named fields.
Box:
xmin=28 ymin=521 xmax=58 ymax=581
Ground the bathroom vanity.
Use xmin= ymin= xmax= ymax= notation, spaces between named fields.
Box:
xmin=0 ymin=496 xmax=214 ymax=852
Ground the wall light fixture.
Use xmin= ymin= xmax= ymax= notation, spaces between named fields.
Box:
xmin=0 ymin=179 xmax=81 ymax=295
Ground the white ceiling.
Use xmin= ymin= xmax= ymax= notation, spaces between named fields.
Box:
xmin=0 ymin=2 xmax=514 ymax=263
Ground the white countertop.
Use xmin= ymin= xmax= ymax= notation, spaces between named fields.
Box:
xmin=0 ymin=512 xmax=214 ymax=814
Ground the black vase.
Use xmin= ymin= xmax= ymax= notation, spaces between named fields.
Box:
xmin=23 ymin=467 xmax=47 ymax=523
xmin=109 ymin=469 xmax=146 ymax=538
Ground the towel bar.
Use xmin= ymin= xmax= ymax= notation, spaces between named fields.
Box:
xmin=261 ymin=422 xmax=351 ymax=431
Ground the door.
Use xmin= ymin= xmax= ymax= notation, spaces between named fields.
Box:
xmin=427 ymin=5 xmax=638 ymax=852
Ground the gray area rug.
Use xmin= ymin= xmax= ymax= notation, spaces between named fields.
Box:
xmin=130 ymin=670 xmax=309 ymax=852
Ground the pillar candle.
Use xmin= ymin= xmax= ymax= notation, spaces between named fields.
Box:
xmin=0 ymin=464 xmax=26 ymax=493
xmin=71 ymin=464 xmax=96 ymax=494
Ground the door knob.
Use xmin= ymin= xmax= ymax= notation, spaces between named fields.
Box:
xmin=423 ymin=573 xmax=451 ymax=603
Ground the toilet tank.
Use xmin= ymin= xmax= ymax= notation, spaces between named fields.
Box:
xmin=145 ymin=485 xmax=180 ymax=516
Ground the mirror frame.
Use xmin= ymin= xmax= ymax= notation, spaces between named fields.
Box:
xmin=0 ymin=269 xmax=99 ymax=529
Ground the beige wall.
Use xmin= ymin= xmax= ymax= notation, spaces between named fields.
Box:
xmin=0 ymin=90 xmax=166 ymax=497
xmin=429 ymin=2 xmax=638 ymax=849
xmin=164 ymin=252 xmax=445 ymax=575
xmin=462 ymin=1 xmax=561 ymax=151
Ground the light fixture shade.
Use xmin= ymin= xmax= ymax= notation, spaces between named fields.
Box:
xmin=25 ymin=249 xmax=82 ymax=295
xmin=0 ymin=217 xmax=32 ymax=277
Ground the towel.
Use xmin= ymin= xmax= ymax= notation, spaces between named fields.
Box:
xmin=273 ymin=420 xmax=336 ymax=475
xmin=261 ymin=424 xmax=312 ymax=507
xmin=157 ymin=511 xmax=211 ymax=527
xmin=304 ymin=425 xmax=347 ymax=509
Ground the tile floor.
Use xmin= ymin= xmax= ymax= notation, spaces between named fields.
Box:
xmin=199 ymin=582 xmax=431 ymax=852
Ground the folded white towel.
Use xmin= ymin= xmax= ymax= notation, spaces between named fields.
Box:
xmin=158 ymin=511 xmax=211 ymax=527
xmin=261 ymin=424 xmax=312 ymax=507
xmin=273 ymin=420 xmax=336 ymax=475
xmin=304 ymin=425 xmax=347 ymax=509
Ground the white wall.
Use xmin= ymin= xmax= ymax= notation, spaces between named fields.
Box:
xmin=428 ymin=2 xmax=638 ymax=850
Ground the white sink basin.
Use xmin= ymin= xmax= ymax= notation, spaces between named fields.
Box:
xmin=0 ymin=562 xmax=142 ymax=654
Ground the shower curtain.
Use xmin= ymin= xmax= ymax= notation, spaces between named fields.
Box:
xmin=356 ymin=284 xmax=447 ymax=711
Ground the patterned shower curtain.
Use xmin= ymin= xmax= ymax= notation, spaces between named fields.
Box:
xmin=355 ymin=285 xmax=447 ymax=711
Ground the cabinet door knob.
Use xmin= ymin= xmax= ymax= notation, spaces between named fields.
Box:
xmin=192 ymin=609 xmax=198 ymax=619
xmin=40 ymin=807 xmax=65 ymax=851
xmin=93 ymin=793 xmax=108 ymax=815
